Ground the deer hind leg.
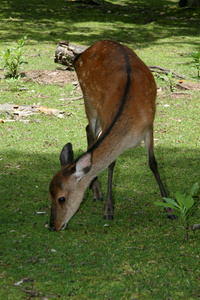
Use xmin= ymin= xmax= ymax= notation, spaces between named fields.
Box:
xmin=144 ymin=126 xmax=177 ymax=219
xmin=86 ymin=124 xmax=102 ymax=201
xmin=104 ymin=160 xmax=116 ymax=220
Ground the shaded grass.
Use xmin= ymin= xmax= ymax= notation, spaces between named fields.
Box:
xmin=1 ymin=140 xmax=200 ymax=297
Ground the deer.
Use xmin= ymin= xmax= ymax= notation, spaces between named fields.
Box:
xmin=49 ymin=40 xmax=176 ymax=231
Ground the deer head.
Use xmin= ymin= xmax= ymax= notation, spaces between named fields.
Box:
xmin=49 ymin=143 xmax=92 ymax=231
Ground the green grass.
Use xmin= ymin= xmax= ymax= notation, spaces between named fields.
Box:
xmin=0 ymin=0 xmax=200 ymax=299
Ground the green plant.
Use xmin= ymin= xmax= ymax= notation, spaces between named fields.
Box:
xmin=190 ymin=50 xmax=200 ymax=78
xmin=160 ymin=70 xmax=175 ymax=92
xmin=167 ymin=70 xmax=175 ymax=92
xmin=2 ymin=36 xmax=28 ymax=78
xmin=154 ymin=183 xmax=199 ymax=240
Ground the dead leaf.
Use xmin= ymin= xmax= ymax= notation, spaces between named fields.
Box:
xmin=37 ymin=106 xmax=64 ymax=116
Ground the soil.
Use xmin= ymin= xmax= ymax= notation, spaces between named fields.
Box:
xmin=176 ymin=81 xmax=200 ymax=91
xmin=159 ymin=81 xmax=200 ymax=100
xmin=24 ymin=69 xmax=78 ymax=86
xmin=1 ymin=68 xmax=200 ymax=91
xmin=24 ymin=70 xmax=200 ymax=92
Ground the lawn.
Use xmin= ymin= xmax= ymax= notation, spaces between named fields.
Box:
xmin=0 ymin=0 xmax=200 ymax=299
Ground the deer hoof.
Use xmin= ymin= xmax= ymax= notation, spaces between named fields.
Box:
xmin=94 ymin=197 xmax=103 ymax=202
xmin=167 ymin=214 xmax=178 ymax=220
xmin=104 ymin=215 xmax=113 ymax=220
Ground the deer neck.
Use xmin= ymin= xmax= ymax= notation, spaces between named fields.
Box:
xmin=81 ymin=132 xmax=125 ymax=189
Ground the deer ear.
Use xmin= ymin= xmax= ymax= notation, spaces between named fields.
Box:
xmin=74 ymin=152 xmax=92 ymax=180
xmin=60 ymin=143 xmax=74 ymax=167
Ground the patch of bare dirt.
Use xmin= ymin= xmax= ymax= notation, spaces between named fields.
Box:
xmin=170 ymin=82 xmax=200 ymax=99
xmin=24 ymin=70 xmax=200 ymax=91
xmin=157 ymin=81 xmax=200 ymax=100
xmin=180 ymin=82 xmax=200 ymax=91
xmin=24 ymin=69 xmax=78 ymax=86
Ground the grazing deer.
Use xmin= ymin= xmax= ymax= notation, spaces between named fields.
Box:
xmin=49 ymin=40 xmax=175 ymax=231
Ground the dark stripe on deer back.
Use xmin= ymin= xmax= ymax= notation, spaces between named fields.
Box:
xmin=87 ymin=41 xmax=131 ymax=153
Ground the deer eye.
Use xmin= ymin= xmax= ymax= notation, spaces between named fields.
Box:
xmin=58 ymin=197 xmax=66 ymax=204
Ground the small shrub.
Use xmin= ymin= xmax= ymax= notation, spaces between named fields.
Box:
xmin=190 ymin=50 xmax=200 ymax=78
xmin=2 ymin=36 xmax=28 ymax=78
xmin=154 ymin=182 xmax=199 ymax=240
xmin=160 ymin=70 xmax=175 ymax=92
xmin=166 ymin=70 xmax=175 ymax=92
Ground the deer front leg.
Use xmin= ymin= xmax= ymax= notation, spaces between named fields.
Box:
xmin=90 ymin=177 xmax=103 ymax=201
xmin=86 ymin=125 xmax=103 ymax=201
xmin=104 ymin=160 xmax=116 ymax=220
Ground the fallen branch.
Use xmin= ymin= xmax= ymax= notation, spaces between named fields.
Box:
xmin=149 ymin=65 xmax=188 ymax=80
xmin=54 ymin=41 xmax=87 ymax=70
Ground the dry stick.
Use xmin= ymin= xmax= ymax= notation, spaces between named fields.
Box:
xmin=63 ymin=96 xmax=83 ymax=107
xmin=21 ymin=289 xmax=40 ymax=296
xmin=163 ymin=91 xmax=191 ymax=98
xmin=176 ymin=83 xmax=190 ymax=90
xmin=149 ymin=65 xmax=189 ymax=80
xmin=190 ymin=224 xmax=200 ymax=231
xmin=68 ymin=96 xmax=83 ymax=101
xmin=168 ymin=92 xmax=190 ymax=95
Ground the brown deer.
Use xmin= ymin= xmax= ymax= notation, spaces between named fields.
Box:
xmin=49 ymin=40 xmax=175 ymax=231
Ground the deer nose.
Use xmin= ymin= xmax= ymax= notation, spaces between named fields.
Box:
xmin=49 ymin=223 xmax=56 ymax=231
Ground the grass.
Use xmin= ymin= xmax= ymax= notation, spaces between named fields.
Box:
xmin=0 ymin=0 xmax=200 ymax=299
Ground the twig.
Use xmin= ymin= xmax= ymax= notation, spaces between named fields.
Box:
xmin=0 ymin=119 xmax=16 ymax=123
xmin=169 ymin=92 xmax=190 ymax=95
xmin=164 ymin=91 xmax=191 ymax=98
xmin=176 ymin=83 xmax=190 ymax=90
xmin=149 ymin=65 xmax=188 ymax=79
xmin=21 ymin=289 xmax=40 ymax=296
xmin=59 ymin=96 xmax=83 ymax=104
xmin=125 ymin=247 xmax=143 ymax=250
xmin=190 ymin=224 xmax=200 ymax=231
xmin=68 ymin=96 xmax=83 ymax=101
